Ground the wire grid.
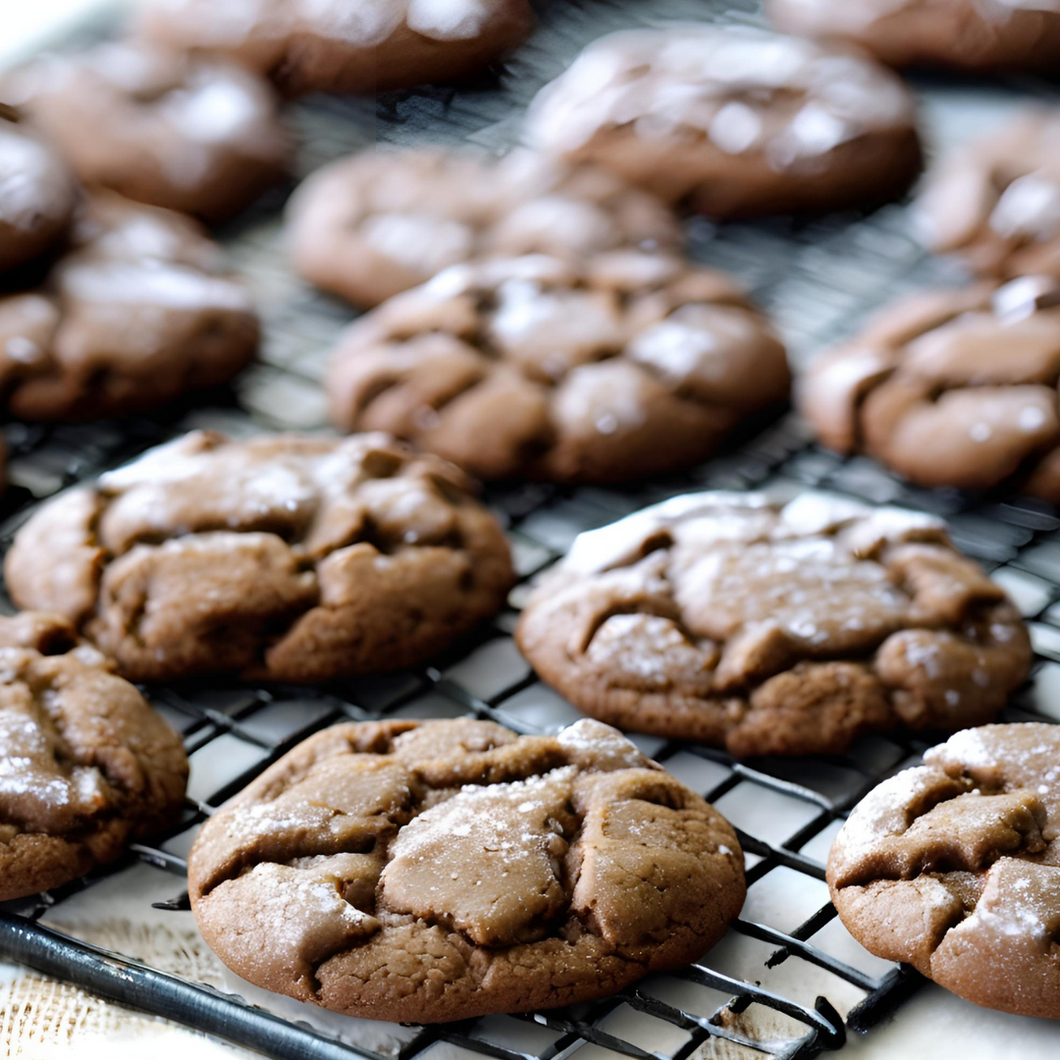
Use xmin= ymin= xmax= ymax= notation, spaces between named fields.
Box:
xmin=2 ymin=0 xmax=1060 ymax=1058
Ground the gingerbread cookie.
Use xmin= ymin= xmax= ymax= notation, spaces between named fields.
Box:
xmin=288 ymin=149 xmax=681 ymax=309
xmin=327 ymin=253 xmax=789 ymax=483
xmin=2 ymin=43 xmax=290 ymax=224
xmin=5 ymin=432 xmax=514 ymax=683
xmin=0 ymin=192 xmax=258 ymax=420
xmin=515 ymin=492 xmax=1031 ymax=758
xmin=801 ymin=275 xmax=1060 ymax=499
xmin=829 ymin=723 xmax=1060 ymax=1018
xmin=189 ymin=717 xmax=745 ymax=1022
xmin=525 ymin=26 xmax=922 ymax=220
xmin=0 ymin=611 xmax=188 ymax=901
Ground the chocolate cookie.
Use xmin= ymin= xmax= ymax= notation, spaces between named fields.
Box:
xmin=5 ymin=431 xmax=514 ymax=683
xmin=135 ymin=0 xmax=534 ymax=97
xmin=829 ymin=723 xmax=1060 ymax=1018
xmin=0 ymin=108 xmax=77 ymax=276
xmin=515 ymin=492 xmax=1031 ymax=758
xmin=801 ymin=275 xmax=1060 ymax=499
xmin=0 ymin=611 xmax=188 ymax=901
xmin=188 ymin=717 xmax=745 ymax=1022
xmin=288 ymin=149 xmax=681 ymax=309
xmin=2 ymin=43 xmax=290 ymax=224
xmin=769 ymin=0 xmax=1060 ymax=75
xmin=917 ymin=109 xmax=1060 ymax=281
xmin=327 ymin=253 xmax=790 ymax=483
xmin=525 ymin=27 xmax=922 ymax=220
xmin=0 ymin=192 xmax=258 ymax=420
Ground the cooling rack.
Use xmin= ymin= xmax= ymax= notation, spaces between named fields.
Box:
xmin=2 ymin=1 xmax=1060 ymax=1058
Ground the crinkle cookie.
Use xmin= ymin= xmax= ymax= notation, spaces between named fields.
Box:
xmin=515 ymin=492 xmax=1031 ymax=758
xmin=5 ymin=431 xmax=514 ymax=683
xmin=134 ymin=0 xmax=535 ymax=97
xmin=769 ymin=0 xmax=1060 ymax=75
xmin=917 ymin=109 xmax=1060 ymax=281
xmin=0 ymin=611 xmax=188 ymax=901
xmin=188 ymin=717 xmax=745 ymax=1022
xmin=801 ymin=275 xmax=1060 ymax=499
xmin=525 ymin=26 xmax=922 ymax=220
xmin=0 ymin=107 xmax=77 ymax=276
xmin=0 ymin=192 xmax=258 ymax=420
xmin=2 ymin=43 xmax=290 ymax=224
xmin=829 ymin=723 xmax=1060 ymax=1018
xmin=288 ymin=149 xmax=681 ymax=309
xmin=327 ymin=253 xmax=789 ymax=483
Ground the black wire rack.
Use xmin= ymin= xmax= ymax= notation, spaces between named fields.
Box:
xmin=2 ymin=1 xmax=1060 ymax=1058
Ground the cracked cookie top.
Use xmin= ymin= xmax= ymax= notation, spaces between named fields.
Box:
xmin=800 ymin=275 xmax=1060 ymax=499
xmin=515 ymin=491 xmax=1031 ymax=757
xmin=828 ymin=723 xmax=1060 ymax=1019
xmin=327 ymin=253 xmax=789 ymax=484
xmin=5 ymin=431 xmax=514 ymax=683
xmin=188 ymin=717 xmax=745 ymax=1023
xmin=0 ymin=611 xmax=188 ymax=901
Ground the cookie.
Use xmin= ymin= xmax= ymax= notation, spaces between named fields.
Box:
xmin=525 ymin=26 xmax=922 ymax=220
xmin=2 ymin=43 xmax=290 ymax=224
xmin=801 ymin=275 xmax=1060 ymax=499
xmin=188 ymin=716 xmax=745 ymax=1022
xmin=5 ymin=431 xmax=514 ymax=683
xmin=134 ymin=0 xmax=535 ymax=97
xmin=917 ymin=109 xmax=1060 ymax=281
xmin=0 ymin=192 xmax=259 ymax=420
xmin=288 ymin=149 xmax=681 ymax=309
xmin=515 ymin=491 xmax=1031 ymax=758
xmin=769 ymin=0 xmax=1060 ymax=75
xmin=0 ymin=107 xmax=77 ymax=276
xmin=829 ymin=723 xmax=1060 ymax=1018
xmin=0 ymin=611 xmax=188 ymax=901
xmin=327 ymin=253 xmax=789 ymax=483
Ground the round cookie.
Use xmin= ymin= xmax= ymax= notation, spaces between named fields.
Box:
xmin=0 ymin=192 xmax=259 ymax=420
xmin=515 ymin=491 xmax=1031 ymax=758
xmin=5 ymin=431 xmax=514 ymax=683
xmin=287 ymin=149 xmax=681 ymax=309
xmin=769 ymin=0 xmax=1060 ymax=75
xmin=800 ymin=274 xmax=1060 ymax=499
xmin=188 ymin=716 xmax=746 ymax=1022
xmin=525 ymin=26 xmax=923 ymax=220
xmin=2 ymin=43 xmax=290 ymax=224
xmin=917 ymin=109 xmax=1060 ymax=281
xmin=0 ymin=611 xmax=188 ymax=901
xmin=0 ymin=107 xmax=77 ymax=276
xmin=327 ymin=253 xmax=790 ymax=483
xmin=828 ymin=723 xmax=1060 ymax=1018
xmin=134 ymin=0 xmax=535 ymax=97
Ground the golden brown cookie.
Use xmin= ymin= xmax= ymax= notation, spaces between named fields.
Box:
xmin=515 ymin=492 xmax=1031 ymax=758
xmin=5 ymin=431 xmax=514 ymax=683
xmin=188 ymin=717 xmax=745 ymax=1022
xmin=0 ymin=611 xmax=188 ymax=901
xmin=828 ymin=723 xmax=1060 ymax=1019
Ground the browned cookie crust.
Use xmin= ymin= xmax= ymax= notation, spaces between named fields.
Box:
xmin=134 ymin=0 xmax=534 ymax=97
xmin=0 ymin=192 xmax=258 ymax=420
xmin=2 ymin=43 xmax=290 ymax=224
xmin=188 ymin=717 xmax=745 ymax=1022
xmin=0 ymin=611 xmax=188 ymax=901
xmin=288 ymin=149 xmax=681 ymax=309
xmin=525 ymin=27 xmax=922 ymax=221
xmin=515 ymin=492 xmax=1031 ymax=758
xmin=5 ymin=431 xmax=514 ymax=683
xmin=829 ymin=723 xmax=1060 ymax=1018
xmin=917 ymin=109 xmax=1060 ymax=281
xmin=800 ymin=275 xmax=1060 ymax=499
xmin=327 ymin=253 xmax=789 ymax=483
xmin=769 ymin=0 xmax=1060 ymax=75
